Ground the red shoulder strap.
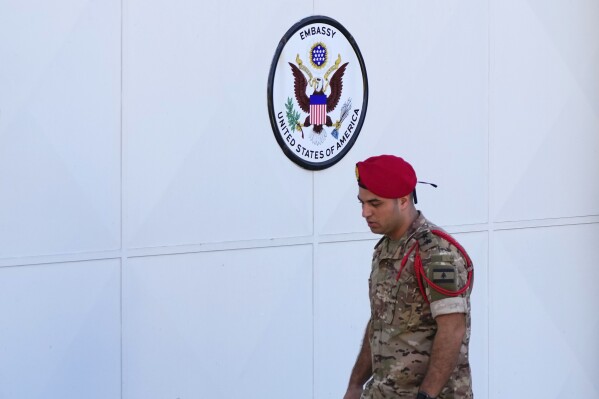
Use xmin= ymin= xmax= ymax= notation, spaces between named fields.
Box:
xmin=398 ymin=230 xmax=474 ymax=304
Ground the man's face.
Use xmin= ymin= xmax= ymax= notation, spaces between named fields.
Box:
xmin=358 ymin=187 xmax=404 ymax=239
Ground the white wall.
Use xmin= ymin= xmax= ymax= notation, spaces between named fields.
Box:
xmin=1 ymin=1 xmax=598 ymax=398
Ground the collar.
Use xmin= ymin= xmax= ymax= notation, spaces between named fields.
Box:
xmin=380 ymin=211 xmax=427 ymax=258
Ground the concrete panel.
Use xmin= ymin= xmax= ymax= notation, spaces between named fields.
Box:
xmin=123 ymin=0 xmax=315 ymax=248
xmin=123 ymin=245 xmax=313 ymax=399
xmin=0 ymin=259 xmax=121 ymax=399
xmin=315 ymin=0 xmax=489 ymax=235
xmin=491 ymin=0 xmax=599 ymax=222
xmin=491 ymin=224 xmax=599 ymax=398
xmin=0 ymin=0 xmax=121 ymax=258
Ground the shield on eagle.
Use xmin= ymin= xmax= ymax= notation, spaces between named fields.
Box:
xmin=310 ymin=94 xmax=327 ymax=125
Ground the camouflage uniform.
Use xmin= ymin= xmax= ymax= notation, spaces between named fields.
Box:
xmin=362 ymin=212 xmax=473 ymax=399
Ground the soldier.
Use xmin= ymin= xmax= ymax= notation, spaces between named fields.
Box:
xmin=344 ymin=155 xmax=474 ymax=399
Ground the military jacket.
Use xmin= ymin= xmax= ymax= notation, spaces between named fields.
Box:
xmin=363 ymin=213 xmax=473 ymax=399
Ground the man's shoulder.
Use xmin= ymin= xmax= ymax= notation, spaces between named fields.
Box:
xmin=413 ymin=218 xmax=444 ymax=251
xmin=413 ymin=219 xmax=465 ymax=260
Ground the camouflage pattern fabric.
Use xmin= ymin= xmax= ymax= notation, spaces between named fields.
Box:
xmin=362 ymin=212 xmax=473 ymax=399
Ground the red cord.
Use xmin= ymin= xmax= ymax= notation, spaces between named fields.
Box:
xmin=396 ymin=242 xmax=418 ymax=281
xmin=397 ymin=230 xmax=474 ymax=303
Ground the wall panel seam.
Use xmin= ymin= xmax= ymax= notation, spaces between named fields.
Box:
xmin=5 ymin=217 xmax=599 ymax=267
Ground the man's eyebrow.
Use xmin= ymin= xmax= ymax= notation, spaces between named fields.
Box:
xmin=357 ymin=196 xmax=381 ymax=203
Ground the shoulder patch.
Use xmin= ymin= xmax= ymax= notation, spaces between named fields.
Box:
xmin=431 ymin=264 xmax=456 ymax=285
xmin=407 ymin=227 xmax=474 ymax=304
xmin=426 ymin=260 xmax=459 ymax=302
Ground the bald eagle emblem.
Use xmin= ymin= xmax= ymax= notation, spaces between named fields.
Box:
xmin=289 ymin=45 xmax=350 ymax=145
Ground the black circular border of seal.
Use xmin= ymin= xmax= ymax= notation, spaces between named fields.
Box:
xmin=267 ymin=15 xmax=369 ymax=171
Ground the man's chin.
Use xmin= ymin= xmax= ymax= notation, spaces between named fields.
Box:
xmin=368 ymin=226 xmax=383 ymax=235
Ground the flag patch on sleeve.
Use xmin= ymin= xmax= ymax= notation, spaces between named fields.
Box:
xmin=432 ymin=267 xmax=456 ymax=284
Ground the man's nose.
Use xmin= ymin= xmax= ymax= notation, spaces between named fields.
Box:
xmin=361 ymin=204 xmax=371 ymax=218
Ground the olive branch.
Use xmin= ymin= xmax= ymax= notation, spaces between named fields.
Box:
xmin=285 ymin=98 xmax=302 ymax=136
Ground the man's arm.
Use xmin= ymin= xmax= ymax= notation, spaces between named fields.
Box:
xmin=418 ymin=313 xmax=466 ymax=397
xmin=343 ymin=320 xmax=373 ymax=399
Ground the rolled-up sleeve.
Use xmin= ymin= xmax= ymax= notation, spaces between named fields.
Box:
xmin=430 ymin=296 xmax=468 ymax=318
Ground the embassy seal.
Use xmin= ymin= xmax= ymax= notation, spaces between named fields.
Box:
xmin=267 ymin=16 xmax=368 ymax=170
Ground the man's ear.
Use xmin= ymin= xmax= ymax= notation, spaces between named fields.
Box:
xmin=398 ymin=196 xmax=409 ymax=208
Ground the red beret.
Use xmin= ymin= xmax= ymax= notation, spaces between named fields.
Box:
xmin=355 ymin=155 xmax=417 ymax=198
